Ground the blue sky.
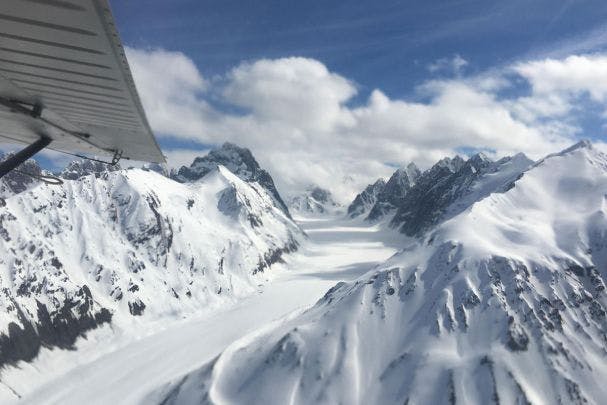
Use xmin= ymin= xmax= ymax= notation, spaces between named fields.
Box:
xmin=112 ymin=0 xmax=607 ymax=99
xmin=11 ymin=1 xmax=607 ymax=196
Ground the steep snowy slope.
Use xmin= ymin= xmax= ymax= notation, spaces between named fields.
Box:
xmin=0 ymin=165 xmax=301 ymax=368
xmin=390 ymin=152 xmax=533 ymax=236
xmin=289 ymin=187 xmax=341 ymax=216
xmin=348 ymin=153 xmax=531 ymax=231
xmin=152 ymin=141 xmax=607 ymax=404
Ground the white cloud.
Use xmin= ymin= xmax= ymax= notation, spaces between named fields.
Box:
xmin=428 ymin=54 xmax=469 ymax=75
xmin=163 ymin=148 xmax=210 ymax=171
xmin=127 ymin=48 xmax=601 ymax=201
xmin=514 ymin=54 xmax=607 ymax=102
xmin=126 ymin=47 xmax=212 ymax=138
xmin=224 ymin=57 xmax=356 ymax=133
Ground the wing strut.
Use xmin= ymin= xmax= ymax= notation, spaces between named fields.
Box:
xmin=0 ymin=136 xmax=52 ymax=179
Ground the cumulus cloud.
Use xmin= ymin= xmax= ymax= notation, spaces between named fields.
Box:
xmin=224 ymin=57 xmax=356 ymax=132
xmin=127 ymin=48 xmax=602 ymax=201
xmin=126 ymin=47 xmax=212 ymax=138
xmin=514 ymin=54 xmax=607 ymax=101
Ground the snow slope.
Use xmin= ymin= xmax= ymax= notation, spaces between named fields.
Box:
xmin=152 ymin=141 xmax=607 ymax=404
xmin=0 ymin=165 xmax=301 ymax=369
xmin=390 ymin=152 xmax=533 ymax=236
xmin=2 ymin=217 xmax=401 ymax=404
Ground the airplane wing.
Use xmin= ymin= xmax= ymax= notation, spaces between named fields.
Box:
xmin=0 ymin=0 xmax=165 ymax=167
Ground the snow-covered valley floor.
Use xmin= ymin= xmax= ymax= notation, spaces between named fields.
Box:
xmin=2 ymin=215 xmax=401 ymax=404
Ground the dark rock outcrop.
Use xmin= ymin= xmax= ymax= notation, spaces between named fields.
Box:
xmin=347 ymin=179 xmax=386 ymax=218
xmin=391 ymin=153 xmax=532 ymax=236
xmin=367 ymin=163 xmax=421 ymax=221
xmin=0 ymin=286 xmax=112 ymax=368
xmin=60 ymin=159 xmax=121 ymax=180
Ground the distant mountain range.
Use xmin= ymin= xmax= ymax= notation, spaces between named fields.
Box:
xmin=154 ymin=141 xmax=607 ymax=404
xmin=348 ymin=151 xmax=533 ymax=236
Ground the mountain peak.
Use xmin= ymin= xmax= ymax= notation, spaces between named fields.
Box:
xmin=468 ymin=151 xmax=491 ymax=164
xmin=347 ymin=178 xmax=386 ymax=218
xmin=182 ymin=143 xmax=260 ymax=181
xmin=557 ymin=139 xmax=593 ymax=155
xmin=60 ymin=159 xmax=121 ymax=180
xmin=536 ymin=140 xmax=602 ymax=170
xmin=172 ymin=143 xmax=290 ymax=217
xmin=435 ymin=156 xmax=465 ymax=173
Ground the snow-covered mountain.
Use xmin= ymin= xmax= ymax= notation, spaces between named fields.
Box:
xmin=288 ymin=186 xmax=341 ymax=216
xmin=391 ymin=152 xmax=533 ymax=236
xmin=0 ymin=156 xmax=301 ymax=367
xmin=172 ymin=142 xmax=291 ymax=217
xmin=347 ymin=178 xmax=386 ymax=218
xmin=367 ymin=162 xmax=421 ymax=221
xmin=151 ymin=140 xmax=607 ymax=404
xmin=348 ymin=153 xmax=533 ymax=236
xmin=0 ymin=155 xmax=45 ymax=199
xmin=59 ymin=159 xmax=121 ymax=181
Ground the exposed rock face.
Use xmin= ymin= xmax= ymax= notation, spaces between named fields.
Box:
xmin=390 ymin=152 xmax=532 ymax=236
xmin=347 ymin=179 xmax=386 ymax=218
xmin=348 ymin=152 xmax=532 ymax=236
xmin=171 ymin=143 xmax=290 ymax=217
xmin=60 ymin=159 xmax=121 ymax=180
xmin=0 ymin=286 xmax=112 ymax=366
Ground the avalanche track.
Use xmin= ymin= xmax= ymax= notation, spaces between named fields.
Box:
xmin=3 ymin=216 xmax=400 ymax=404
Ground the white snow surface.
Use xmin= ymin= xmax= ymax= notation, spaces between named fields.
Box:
xmin=2 ymin=141 xmax=607 ymax=404
xmin=146 ymin=141 xmax=607 ymax=404
xmin=0 ymin=165 xmax=301 ymax=361
xmin=1 ymin=216 xmax=402 ymax=404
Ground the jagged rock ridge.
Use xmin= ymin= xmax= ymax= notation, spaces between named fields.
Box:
xmin=367 ymin=162 xmax=421 ymax=221
xmin=347 ymin=179 xmax=386 ymax=218
xmin=348 ymin=152 xmax=532 ymax=236
xmin=59 ymin=159 xmax=121 ymax=181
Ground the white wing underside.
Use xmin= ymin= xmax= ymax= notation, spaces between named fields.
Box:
xmin=0 ymin=0 xmax=164 ymax=163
